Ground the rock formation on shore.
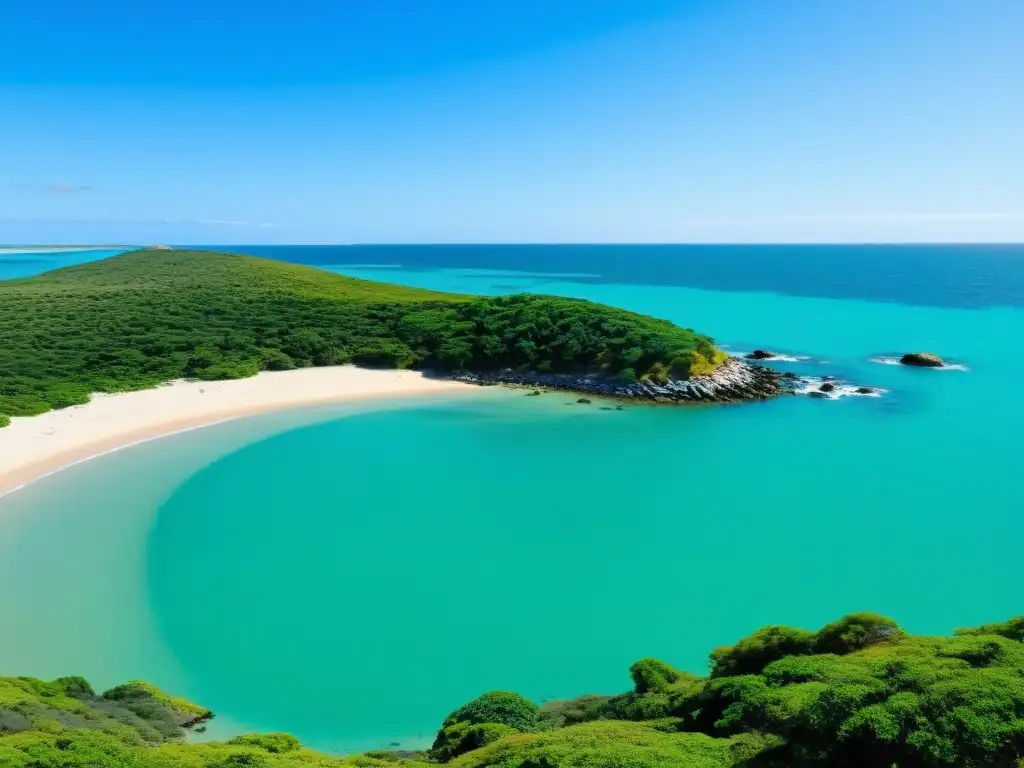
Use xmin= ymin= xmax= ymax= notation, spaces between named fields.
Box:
xmin=452 ymin=358 xmax=791 ymax=404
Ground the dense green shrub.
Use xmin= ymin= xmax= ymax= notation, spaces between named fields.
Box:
xmin=446 ymin=721 xmax=778 ymax=768
xmin=430 ymin=722 xmax=517 ymax=762
xmin=957 ymin=617 xmax=1024 ymax=642
xmin=535 ymin=695 xmax=616 ymax=730
xmin=678 ymin=615 xmax=1024 ymax=767
xmin=7 ymin=613 xmax=1024 ymax=767
xmin=439 ymin=691 xmax=538 ymax=731
xmin=812 ymin=612 xmax=901 ymax=654
xmin=630 ymin=658 xmax=685 ymax=694
xmin=227 ymin=733 xmax=301 ymax=753
xmin=709 ymin=625 xmax=817 ymax=678
xmin=0 ymin=249 xmax=722 ymax=423
xmin=102 ymin=680 xmax=211 ymax=725
xmin=431 ymin=692 xmax=539 ymax=761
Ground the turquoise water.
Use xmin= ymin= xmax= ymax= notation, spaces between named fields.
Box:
xmin=1 ymin=248 xmax=1022 ymax=753
xmin=0 ymin=247 xmax=129 ymax=279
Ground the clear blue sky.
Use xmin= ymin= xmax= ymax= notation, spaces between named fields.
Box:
xmin=2 ymin=0 xmax=1022 ymax=243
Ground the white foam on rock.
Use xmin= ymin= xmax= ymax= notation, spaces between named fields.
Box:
xmin=735 ymin=351 xmax=812 ymax=363
xmin=870 ymin=357 xmax=968 ymax=371
xmin=796 ymin=377 xmax=886 ymax=400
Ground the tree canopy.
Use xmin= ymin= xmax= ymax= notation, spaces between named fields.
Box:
xmin=6 ymin=612 xmax=1021 ymax=767
xmin=0 ymin=248 xmax=721 ymax=423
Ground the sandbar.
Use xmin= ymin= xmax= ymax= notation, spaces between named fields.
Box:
xmin=0 ymin=366 xmax=475 ymax=497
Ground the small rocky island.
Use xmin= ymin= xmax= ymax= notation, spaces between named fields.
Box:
xmin=453 ymin=357 xmax=792 ymax=404
xmin=900 ymin=352 xmax=945 ymax=368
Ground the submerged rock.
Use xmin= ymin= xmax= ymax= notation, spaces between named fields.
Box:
xmin=577 ymin=398 xmax=592 ymax=404
xmin=525 ymin=390 xmax=541 ymax=396
xmin=900 ymin=352 xmax=944 ymax=368
xmin=856 ymin=386 xmax=875 ymax=394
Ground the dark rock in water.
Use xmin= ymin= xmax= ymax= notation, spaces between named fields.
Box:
xmin=856 ymin=386 xmax=875 ymax=394
xmin=525 ymin=390 xmax=541 ymax=396
xmin=809 ymin=390 xmax=829 ymax=398
xmin=782 ymin=371 xmax=799 ymax=380
xmin=577 ymin=398 xmax=592 ymax=404
xmin=747 ymin=349 xmax=775 ymax=360
xmin=599 ymin=406 xmax=613 ymax=411
xmin=819 ymin=382 xmax=836 ymax=393
xmin=615 ymin=405 xmax=625 ymax=410
xmin=900 ymin=352 xmax=944 ymax=368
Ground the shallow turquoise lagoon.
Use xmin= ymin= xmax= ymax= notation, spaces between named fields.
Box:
xmin=0 ymin=247 xmax=128 ymax=280
xmin=1 ymin=262 xmax=1022 ymax=754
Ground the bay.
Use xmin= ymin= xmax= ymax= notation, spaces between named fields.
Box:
xmin=1 ymin=245 xmax=1021 ymax=753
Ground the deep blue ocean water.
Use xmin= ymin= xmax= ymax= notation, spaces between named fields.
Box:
xmin=1 ymin=244 xmax=1022 ymax=753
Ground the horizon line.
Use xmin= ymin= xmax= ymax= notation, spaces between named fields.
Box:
xmin=4 ymin=241 xmax=1024 ymax=249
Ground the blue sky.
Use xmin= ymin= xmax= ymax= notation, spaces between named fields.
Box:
xmin=1 ymin=0 xmax=1022 ymax=243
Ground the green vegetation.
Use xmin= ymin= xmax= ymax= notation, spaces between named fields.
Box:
xmin=0 ymin=675 xmax=428 ymax=767
xmin=5 ymin=614 xmax=1024 ymax=766
xmin=432 ymin=693 xmax=539 ymax=761
xmin=0 ymin=248 xmax=721 ymax=424
xmin=447 ymin=722 xmax=777 ymax=768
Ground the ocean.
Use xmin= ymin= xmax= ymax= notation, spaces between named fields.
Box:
xmin=0 ymin=247 xmax=130 ymax=280
xmin=1 ymin=244 xmax=1022 ymax=753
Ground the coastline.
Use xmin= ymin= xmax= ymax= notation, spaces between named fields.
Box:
xmin=0 ymin=366 xmax=476 ymax=498
xmin=453 ymin=358 xmax=791 ymax=404
xmin=0 ymin=246 xmax=133 ymax=254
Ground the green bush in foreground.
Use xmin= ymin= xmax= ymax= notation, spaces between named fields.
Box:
xmin=4 ymin=613 xmax=1024 ymax=767
xmin=0 ymin=248 xmax=722 ymax=422
xmin=447 ymin=721 xmax=779 ymax=768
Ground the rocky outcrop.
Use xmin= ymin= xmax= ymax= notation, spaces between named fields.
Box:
xmin=900 ymin=352 xmax=944 ymax=368
xmin=819 ymin=382 xmax=836 ymax=393
xmin=451 ymin=358 xmax=792 ymax=404
xmin=747 ymin=350 xmax=776 ymax=360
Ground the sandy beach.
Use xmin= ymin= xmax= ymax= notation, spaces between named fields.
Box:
xmin=0 ymin=366 xmax=475 ymax=497
xmin=0 ymin=246 xmax=130 ymax=254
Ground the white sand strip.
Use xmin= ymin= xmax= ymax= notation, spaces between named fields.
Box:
xmin=0 ymin=367 xmax=475 ymax=497
xmin=0 ymin=246 xmax=128 ymax=254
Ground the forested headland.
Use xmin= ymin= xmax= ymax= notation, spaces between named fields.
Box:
xmin=0 ymin=248 xmax=724 ymax=424
xmin=2 ymin=614 xmax=1023 ymax=767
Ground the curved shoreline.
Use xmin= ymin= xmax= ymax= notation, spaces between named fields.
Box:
xmin=0 ymin=367 xmax=477 ymax=498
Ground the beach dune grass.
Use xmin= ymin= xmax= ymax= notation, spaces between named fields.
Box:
xmin=0 ymin=248 xmax=721 ymax=423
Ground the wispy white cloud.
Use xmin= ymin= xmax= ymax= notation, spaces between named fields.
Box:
xmin=7 ymin=182 xmax=95 ymax=194
xmin=674 ymin=211 xmax=1024 ymax=228
xmin=46 ymin=182 xmax=94 ymax=194
xmin=198 ymin=218 xmax=254 ymax=227
xmin=1 ymin=217 xmax=276 ymax=229
xmin=196 ymin=219 xmax=277 ymax=228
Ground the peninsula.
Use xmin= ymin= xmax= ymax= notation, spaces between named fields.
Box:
xmin=0 ymin=248 xmax=786 ymax=490
xmin=1 ymin=612 xmax=1021 ymax=767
